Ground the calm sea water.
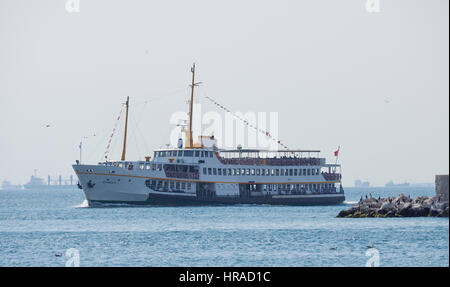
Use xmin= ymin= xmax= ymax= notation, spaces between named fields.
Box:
xmin=0 ymin=186 xmax=448 ymax=266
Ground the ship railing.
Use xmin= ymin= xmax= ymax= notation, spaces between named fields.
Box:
xmin=217 ymin=157 xmax=321 ymax=166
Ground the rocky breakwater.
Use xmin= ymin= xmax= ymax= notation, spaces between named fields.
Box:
xmin=337 ymin=194 xmax=449 ymax=218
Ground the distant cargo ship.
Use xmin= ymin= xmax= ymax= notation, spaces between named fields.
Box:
xmin=1 ymin=181 xmax=23 ymax=191
xmin=23 ymin=170 xmax=77 ymax=190
xmin=73 ymin=64 xmax=345 ymax=206
xmin=385 ymin=180 xmax=410 ymax=188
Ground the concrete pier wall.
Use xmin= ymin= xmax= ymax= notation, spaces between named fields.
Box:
xmin=435 ymin=175 xmax=449 ymax=202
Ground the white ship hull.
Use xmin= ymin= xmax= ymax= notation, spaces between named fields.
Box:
xmin=73 ymin=161 xmax=345 ymax=206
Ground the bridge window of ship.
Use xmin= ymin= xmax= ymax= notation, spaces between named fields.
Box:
xmin=218 ymin=168 xmax=222 ymax=175
xmin=213 ymin=168 xmax=217 ymax=175
xmin=207 ymin=168 xmax=212 ymax=175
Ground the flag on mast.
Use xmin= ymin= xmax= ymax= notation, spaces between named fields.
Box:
xmin=334 ymin=146 xmax=340 ymax=157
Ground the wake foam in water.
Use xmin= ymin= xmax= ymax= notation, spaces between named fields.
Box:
xmin=74 ymin=199 xmax=89 ymax=208
xmin=343 ymin=201 xmax=358 ymax=205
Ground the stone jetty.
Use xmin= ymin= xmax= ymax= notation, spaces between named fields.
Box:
xmin=337 ymin=194 xmax=449 ymax=218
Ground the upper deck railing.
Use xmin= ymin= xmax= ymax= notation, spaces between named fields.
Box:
xmin=216 ymin=156 xmax=321 ymax=166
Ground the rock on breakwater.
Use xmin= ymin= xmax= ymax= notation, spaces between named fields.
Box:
xmin=337 ymin=194 xmax=449 ymax=218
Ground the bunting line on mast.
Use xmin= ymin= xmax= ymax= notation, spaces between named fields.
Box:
xmin=203 ymin=95 xmax=289 ymax=150
xmin=104 ymin=105 xmax=125 ymax=160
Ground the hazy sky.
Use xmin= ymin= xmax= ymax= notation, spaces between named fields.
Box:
xmin=0 ymin=0 xmax=448 ymax=186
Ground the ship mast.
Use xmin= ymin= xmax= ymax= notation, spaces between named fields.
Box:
xmin=121 ymin=96 xmax=129 ymax=161
xmin=187 ymin=63 xmax=201 ymax=148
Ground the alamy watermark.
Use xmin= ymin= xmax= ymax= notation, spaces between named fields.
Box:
xmin=65 ymin=248 xmax=80 ymax=267
xmin=169 ymin=104 xmax=280 ymax=150
xmin=365 ymin=248 xmax=380 ymax=267
xmin=65 ymin=0 xmax=80 ymax=13
xmin=365 ymin=0 xmax=381 ymax=13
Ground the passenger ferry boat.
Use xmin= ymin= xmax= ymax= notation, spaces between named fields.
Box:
xmin=73 ymin=64 xmax=344 ymax=206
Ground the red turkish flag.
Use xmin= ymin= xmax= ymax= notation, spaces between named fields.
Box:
xmin=334 ymin=147 xmax=340 ymax=157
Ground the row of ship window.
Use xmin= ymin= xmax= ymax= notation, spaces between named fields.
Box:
xmin=259 ymin=183 xmax=336 ymax=192
xmin=136 ymin=164 xmax=321 ymax=177
xmin=154 ymin=150 xmax=214 ymax=158
xmin=145 ymin=180 xmax=336 ymax=193
xmin=202 ymin=167 xmax=321 ymax=176
xmin=145 ymin=179 xmax=192 ymax=191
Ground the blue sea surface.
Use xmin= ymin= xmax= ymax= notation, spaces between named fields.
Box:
xmin=0 ymin=186 xmax=448 ymax=266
